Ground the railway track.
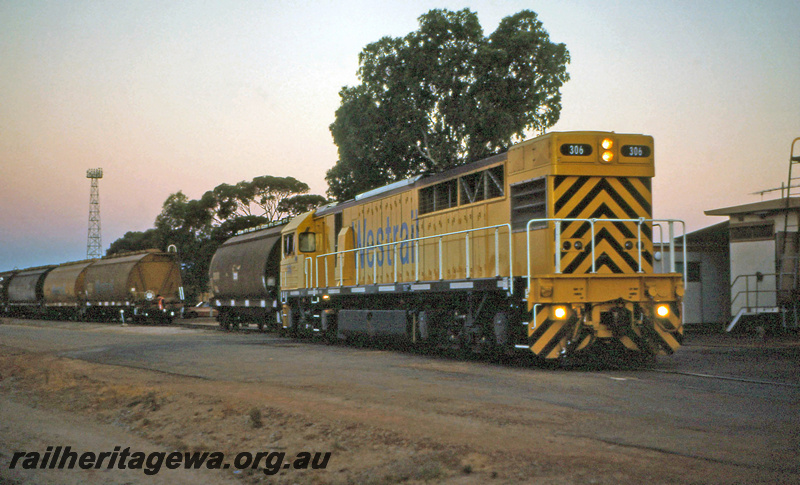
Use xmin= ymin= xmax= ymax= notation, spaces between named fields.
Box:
xmin=644 ymin=368 xmax=800 ymax=388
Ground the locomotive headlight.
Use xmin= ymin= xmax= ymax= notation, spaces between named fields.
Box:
xmin=656 ymin=304 xmax=670 ymax=318
xmin=553 ymin=306 xmax=568 ymax=320
xmin=601 ymin=138 xmax=614 ymax=149
xmin=602 ymin=151 xmax=614 ymax=162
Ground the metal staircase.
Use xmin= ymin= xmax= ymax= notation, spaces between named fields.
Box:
xmin=727 ymin=272 xmax=783 ymax=332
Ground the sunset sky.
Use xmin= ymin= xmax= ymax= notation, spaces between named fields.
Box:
xmin=1 ymin=0 xmax=799 ymax=269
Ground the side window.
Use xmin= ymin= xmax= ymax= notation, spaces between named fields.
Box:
xmin=460 ymin=172 xmax=486 ymax=205
xmin=460 ymin=165 xmax=504 ymax=205
xmin=419 ymin=179 xmax=458 ymax=215
xmin=420 ymin=165 xmax=505 ymax=214
xmin=485 ymin=165 xmax=504 ymax=199
xmin=283 ymin=233 xmax=295 ymax=257
xmin=299 ymin=231 xmax=316 ymax=253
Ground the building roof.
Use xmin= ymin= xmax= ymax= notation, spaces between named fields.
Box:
xmin=704 ymin=197 xmax=800 ymax=216
xmin=681 ymin=221 xmax=729 ymax=251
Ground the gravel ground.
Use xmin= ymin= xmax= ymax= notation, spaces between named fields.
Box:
xmin=1 ymin=318 xmax=798 ymax=484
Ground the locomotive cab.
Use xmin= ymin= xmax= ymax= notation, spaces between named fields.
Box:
xmin=279 ymin=211 xmax=330 ymax=332
xmin=280 ymin=211 xmax=325 ymax=290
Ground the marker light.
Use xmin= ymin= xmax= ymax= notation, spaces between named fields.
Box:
xmin=656 ymin=304 xmax=670 ymax=318
xmin=554 ymin=306 xmax=568 ymax=319
xmin=602 ymin=151 xmax=614 ymax=162
xmin=602 ymin=138 xmax=614 ymax=149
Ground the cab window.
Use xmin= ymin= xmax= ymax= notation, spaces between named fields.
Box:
xmin=283 ymin=233 xmax=295 ymax=256
xmin=299 ymin=231 xmax=316 ymax=253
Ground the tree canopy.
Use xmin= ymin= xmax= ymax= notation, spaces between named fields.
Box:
xmin=326 ymin=8 xmax=570 ymax=201
xmin=199 ymin=175 xmax=321 ymax=224
xmin=108 ymin=175 xmax=326 ymax=302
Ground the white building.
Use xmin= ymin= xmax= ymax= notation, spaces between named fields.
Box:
xmin=656 ymin=222 xmax=730 ymax=327
xmin=705 ymin=198 xmax=800 ymax=329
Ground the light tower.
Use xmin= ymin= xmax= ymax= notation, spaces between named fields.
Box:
xmin=86 ymin=168 xmax=103 ymax=259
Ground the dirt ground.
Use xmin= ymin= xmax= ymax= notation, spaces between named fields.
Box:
xmin=1 ymin=319 xmax=796 ymax=484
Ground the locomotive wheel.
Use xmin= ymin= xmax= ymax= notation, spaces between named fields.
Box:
xmin=324 ymin=313 xmax=338 ymax=345
xmin=218 ymin=312 xmax=230 ymax=330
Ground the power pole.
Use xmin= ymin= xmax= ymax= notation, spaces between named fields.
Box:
xmin=86 ymin=168 xmax=103 ymax=259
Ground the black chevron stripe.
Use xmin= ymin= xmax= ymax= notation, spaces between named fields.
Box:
xmin=560 ymin=205 xmax=643 ymax=239
xmin=596 ymin=228 xmax=644 ymax=271
xmin=555 ymin=176 xmax=590 ymax=214
xmin=528 ymin=321 xmax=552 ymax=344
xmin=554 ymin=175 xmax=569 ymax=190
xmin=561 ymin=241 xmax=653 ymax=274
xmin=594 ymin=254 xmax=624 ymax=274
xmin=559 ymin=200 xmax=654 ymax=243
xmin=528 ymin=308 xmax=551 ymax=343
xmin=562 ymin=228 xmax=643 ymax=274
xmin=556 ymin=178 xmax=653 ymax=240
xmin=618 ymin=177 xmax=652 ymax=215
xmin=554 ymin=176 xmax=655 ymax=274
xmin=573 ymin=326 xmax=594 ymax=352
xmin=561 ymin=245 xmax=588 ymax=274
xmin=556 ymin=177 xmax=652 ymax=219
xmin=539 ymin=320 xmax=574 ymax=357
xmin=639 ymin=324 xmax=675 ymax=354
xmin=624 ymin=327 xmax=653 ymax=354
xmin=561 ymin=179 xmax=641 ymax=220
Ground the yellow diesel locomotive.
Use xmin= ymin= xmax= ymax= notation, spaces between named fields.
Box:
xmin=276 ymin=131 xmax=685 ymax=361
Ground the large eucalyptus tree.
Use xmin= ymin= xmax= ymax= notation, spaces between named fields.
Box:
xmin=326 ymin=8 xmax=570 ymax=201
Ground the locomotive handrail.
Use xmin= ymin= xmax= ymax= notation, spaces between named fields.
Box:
xmin=652 ymin=223 xmax=666 ymax=274
xmin=525 ymin=218 xmax=687 ymax=291
xmin=515 ymin=303 xmax=543 ymax=349
xmin=730 ymin=272 xmax=781 ymax=311
xmin=305 ymin=217 xmax=685 ymax=299
xmin=312 ymin=223 xmax=514 ymax=294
